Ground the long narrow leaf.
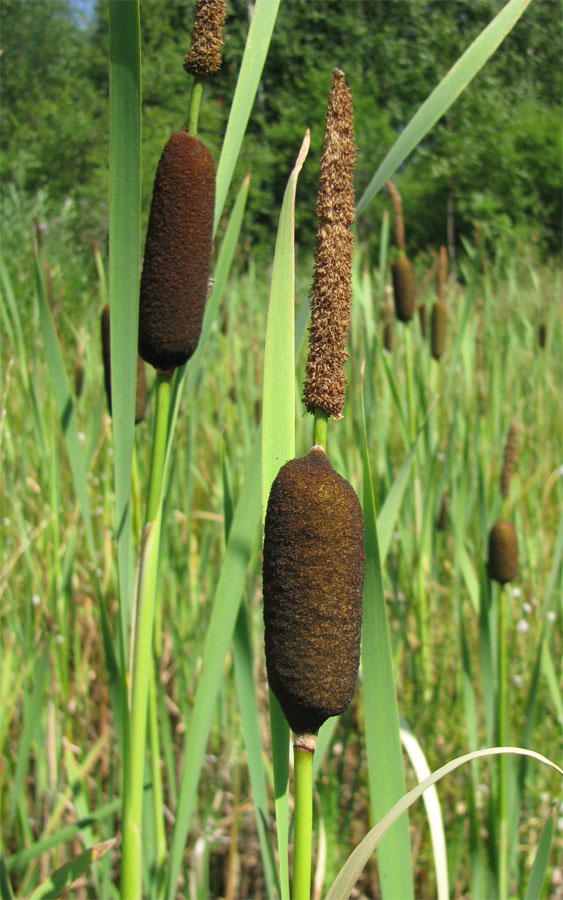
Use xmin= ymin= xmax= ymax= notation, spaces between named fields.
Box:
xmin=356 ymin=0 xmax=533 ymax=217
xmin=214 ymin=0 xmax=281 ymax=232
xmin=325 ymin=748 xmax=563 ymax=900
xmin=108 ymin=0 xmax=141 ymax=649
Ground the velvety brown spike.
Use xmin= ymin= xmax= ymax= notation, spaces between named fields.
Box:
xmin=303 ymin=70 xmax=356 ymax=419
xmin=538 ymin=322 xmax=547 ymax=348
xmin=437 ymin=245 xmax=447 ymax=300
xmin=384 ymin=320 xmax=393 ymax=351
xmin=418 ymin=303 xmax=427 ymax=336
xmin=431 ymin=300 xmax=447 ymax=360
xmin=263 ymin=446 xmax=365 ymax=736
xmin=101 ymin=305 xmax=147 ymax=424
xmin=386 ymin=179 xmax=405 ymax=251
xmin=139 ymin=131 xmax=215 ymax=371
xmin=488 ymin=521 xmax=518 ymax=585
xmin=184 ymin=0 xmax=227 ymax=79
xmin=500 ymin=420 xmax=518 ymax=499
xmin=436 ymin=494 xmax=449 ymax=531
xmin=392 ymin=256 xmax=416 ymax=322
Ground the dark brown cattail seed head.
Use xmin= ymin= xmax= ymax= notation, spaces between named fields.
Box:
xmin=183 ymin=0 xmax=227 ymax=79
xmin=437 ymin=245 xmax=447 ymax=300
xmin=384 ymin=320 xmax=393 ymax=351
xmin=392 ymin=256 xmax=416 ymax=322
xmin=436 ymin=494 xmax=449 ymax=531
xmin=418 ymin=303 xmax=427 ymax=336
xmin=488 ymin=521 xmax=518 ymax=585
xmin=101 ymin=305 xmax=147 ymax=424
xmin=139 ymin=132 xmax=215 ymax=371
xmin=263 ymin=446 xmax=364 ymax=736
xmin=303 ymin=69 xmax=356 ymax=420
xmin=538 ymin=322 xmax=547 ymax=348
xmin=431 ymin=300 xmax=447 ymax=360
xmin=500 ymin=419 xmax=518 ymax=499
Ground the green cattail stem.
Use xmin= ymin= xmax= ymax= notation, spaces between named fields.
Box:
xmin=121 ymin=373 xmax=171 ymax=899
xmin=313 ymin=408 xmax=328 ymax=449
xmin=497 ymin=583 xmax=509 ymax=900
xmin=187 ymin=80 xmax=203 ymax=137
xmin=292 ymin=742 xmax=314 ymax=900
xmin=148 ymin=668 xmax=167 ymax=899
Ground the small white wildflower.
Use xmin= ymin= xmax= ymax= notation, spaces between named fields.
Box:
xmin=2 ymin=517 xmax=10 ymax=526
xmin=516 ymin=619 xmax=530 ymax=634
xmin=547 ymin=611 xmax=556 ymax=623
xmin=559 ymin=464 xmax=563 ymax=477
xmin=557 ymin=817 xmax=563 ymax=833
xmin=512 ymin=587 xmax=522 ymax=599
xmin=513 ymin=674 xmax=523 ymax=687
xmin=78 ymin=431 xmax=85 ymax=442
xmin=31 ymin=594 xmax=41 ymax=607
xmin=56 ymin=634 xmax=64 ymax=645
xmin=522 ymin=602 xmax=532 ymax=615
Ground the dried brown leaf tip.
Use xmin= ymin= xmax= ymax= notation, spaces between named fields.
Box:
xmin=304 ymin=69 xmax=357 ymax=420
xmin=183 ymin=0 xmax=227 ymax=80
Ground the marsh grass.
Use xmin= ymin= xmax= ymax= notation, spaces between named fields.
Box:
xmin=1 ymin=0 xmax=562 ymax=897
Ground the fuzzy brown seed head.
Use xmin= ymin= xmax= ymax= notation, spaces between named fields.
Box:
xmin=303 ymin=70 xmax=356 ymax=419
xmin=437 ymin=245 xmax=447 ymax=300
xmin=262 ymin=447 xmax=365 ymax=736
xmin=418 ymin=303 xmax=427 ymax=336
xmin=488 ymin=521 xmax=518 ymax=585
xmin=392 ymin=256 xmax=416 ymax=322
xmin=183 ymin=0 xmax=227 ymax=79
xmin=101 ymin=305 xmax=147 ymax=424
xmin=500 ymin=420 xmax=518 ymax=499
xmin=384 ymin=320 xmax=393 ymax=352
xmin=139 ymin=131 xmax=215 ymax=371
xmin=386 ymin=179 xmax=405 ymax=252
xmin=538 ymin=322 xmax=547 ymax=348
xmin=436 ymin=494 xmax=449 ymax=531
xmin=431 ymin=300 xmax=447 ymax=360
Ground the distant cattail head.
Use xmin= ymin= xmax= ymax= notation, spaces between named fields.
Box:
xmin=437 ymin=245 xmax=447 ymax=300
xmin=101 ymin=305 xmax=147 ymax=424
xmin=384 ymin=320 xmax=393 ymax=351
xmin=75 ymin=336 xmax=84 ymax=398
xmin=263 ymin=446 xmax=364 ymax=736
xmin=303 ymin=69 xmax=356 ymax=420
xmin=392 ymin=256 xmax=416 ymax=322
xmin=500 ymin=419 xmax=518 ymax=499
xmin=139 ymin=131 xmax=215 ymax=372
xmin=418 ymin=302 xmax=427 ymax=336
xmin=488 ymin=521 xmax=518 ymax=585
xmin=431 ymin=300 xmax=447 ymax=360
xmin=436 ymin=494 xmax=449 ymax=531
xmin=386 ymin=179 xmax=405 ymax=252
xmin=538 ymin=322 xmax=547 ymax=348
xmin=183 ymin=0 xmax=227 ymax=80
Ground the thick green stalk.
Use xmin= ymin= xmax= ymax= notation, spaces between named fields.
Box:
xmin=120 ymin=373 xmax=171 ymax=900
xmin=313 ymin=408 xmax=328 ymax=449
xmin=497 ymin=583 xmax=508 ymax=900
xmin=292 ymin=744 xmax=314 ymax=900
xmin=188 ymin=81 xmax=203 ymax=137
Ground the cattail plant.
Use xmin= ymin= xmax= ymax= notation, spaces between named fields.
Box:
xmin=264 ymin=69 xmax=364 ymax=900
xmin=500 ymin=419 xmax=518 ymax=499
xmin=387 ymin=179 xmax=415 ymax=322
xmin=121 ymin=4 xmax=223 ymax=897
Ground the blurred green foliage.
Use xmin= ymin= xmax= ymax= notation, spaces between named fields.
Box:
xmin=1 ymin=0 xmax=561 ymax=279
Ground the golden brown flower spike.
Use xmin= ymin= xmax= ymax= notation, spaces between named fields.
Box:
xmin=303 ymin=69 xmax=357 ymax=420
xmin=184 ymin=0 xmax=227 ymax=80
xmin=139 ymin=131 xmax=215 ymax=372
xmin=101 ymin=305 xmax=147 ymax=424
xmin=263 ymin=446 xmax=364 ymax=737
xmin=488 ymin=521 xmax=518 ymax=585
xmin=500 ymin=420 xmax=518 ymax=500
